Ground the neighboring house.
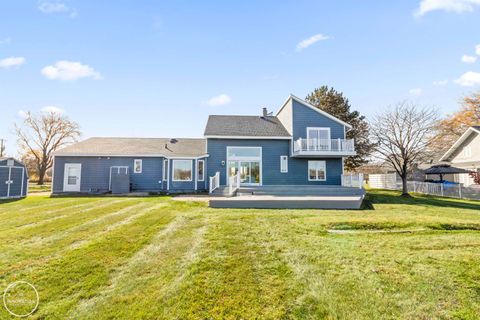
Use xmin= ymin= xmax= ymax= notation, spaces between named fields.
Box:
xmin=0 ymin=157 xmax=29 ymax=199
xmin=52 ymin=95 xmax=356 ymax=194
xmin=439 ymin=126 xmax=480 ymax=186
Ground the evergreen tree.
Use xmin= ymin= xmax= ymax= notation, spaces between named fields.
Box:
xmin=305 ymin=86 xmax=374 ymax=171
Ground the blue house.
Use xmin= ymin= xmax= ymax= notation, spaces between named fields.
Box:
xmin=53 ymin=95 xmax=361 ymax=205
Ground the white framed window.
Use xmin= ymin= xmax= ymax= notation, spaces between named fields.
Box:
xmin=308 ymin=160 xmax=326 ymax=181
xmin=134 ymin=159 xmax=142 ymax=173
xmin=197 ymin=160 xmax=205 ymax=181
xmin=227 ymin=146 xmax=262 ymax=159
xmin=280 ymin=156 xmax=288 ymax=173
xmin=173 ymin=160 xmax=192 ymax=181
xmin=307 ymin=127 xmax=331 ymax=151
xmin=163 ymin=159 xmax=169 ymax=181
xmin=462 ymin=146 xmax=472 ymax=158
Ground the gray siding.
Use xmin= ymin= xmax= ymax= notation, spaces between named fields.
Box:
xmin=206 ymin=139 xmax=343 ymax=186
xmin=291 ymin=100 xmax=345 ymax=140
xmin=53 ymin=156 xmax=207 ymax=193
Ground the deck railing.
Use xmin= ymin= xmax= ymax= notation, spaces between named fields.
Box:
xmin=209 ymin=171 xmax=220 ymax=194
xmin=341 ymin=173 xmax=364 ymax=189
xmin=293 ymin=138 xmax=355 ymax=154
xmin=228 ymin=172 xmax=241 ymax=196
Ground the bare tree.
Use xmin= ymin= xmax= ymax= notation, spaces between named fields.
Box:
xmin=15 ymin=111 xmax=80 ymax=185
xmin=371 ymin=102 xmax=439 ymax=196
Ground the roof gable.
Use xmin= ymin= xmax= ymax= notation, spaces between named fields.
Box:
xmin=276 ymin=94 xmax=353 ymax=130
xmin=439 ymin=126 xmax=480 ymax=162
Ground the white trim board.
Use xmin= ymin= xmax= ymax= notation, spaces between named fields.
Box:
xmin=204 ymin=136 xmax=291 ymax=140
xmin=53 ymin=153 xmax=209 ymax=159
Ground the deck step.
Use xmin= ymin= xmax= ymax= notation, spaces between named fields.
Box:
xmin=210 ymin=195 xmax=364 ymax=209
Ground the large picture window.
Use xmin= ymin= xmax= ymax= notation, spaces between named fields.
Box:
xmin=308 ymin=160 xmax=326 ymax=181
xmin=227 ymin=147 xmax=261 ymax=159
xmin=173 ymin=160 xmax=192 ymax=181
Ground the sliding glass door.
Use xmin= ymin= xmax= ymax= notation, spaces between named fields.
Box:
xmin=227 ymin=147 xmax=262 ymax=186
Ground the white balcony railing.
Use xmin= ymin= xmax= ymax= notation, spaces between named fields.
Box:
xmin=293 ymin=138 xmax=355 ymax=155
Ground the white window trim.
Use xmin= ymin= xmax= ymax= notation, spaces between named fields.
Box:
xmin=198 ymin=159 xmax=205 ymax=181
xmin=308 ymin=160 xmax=327 ymax=181
xmin=306 ymin=127 xmax=331 ymax=140
xmin=134 ymin=159 xmax=142 ymax=174
xmin=226 ymin=146 xmax=262 ymax=161
xmin=163 ymin=159 xmax=169 ymax=181
xmin=280 ymin=155 xmax=288 ymax=173
xmin=226 ymin=146 xmax=263 ymax=186
xmin=172 ymin=159 xmax=193 ymax=182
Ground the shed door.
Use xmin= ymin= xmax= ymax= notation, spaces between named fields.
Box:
xmin=64 ymin=164 xmax=81 ymax=192
xmin=0 ymin=167 xmax=9 ymax=198
xmin=9 ymin=167 xmax=24 ymax=197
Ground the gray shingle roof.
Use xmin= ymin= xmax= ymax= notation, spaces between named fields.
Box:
xmin=204 ymin=115 xmax=291 ymax=137
xmin=54 ymin=137 xmax=206 ymax=157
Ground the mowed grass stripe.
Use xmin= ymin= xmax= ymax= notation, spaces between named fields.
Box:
xmin=0 ymin=200 xmax=175 ymax=319
xmin=70 ymin=215 xmax=207 ymax=319
xmin=0 ymin=198 xmax=107 ymax=232
xmin=0 ymin=202 xmax=170 ymax=279
xmin=13 ymin=199 xmax=135 ymax=244
xmin=156 ymin=212 xmax=300 ymax=320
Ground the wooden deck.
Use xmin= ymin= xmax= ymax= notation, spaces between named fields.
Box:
xmin=209 ymin=185 xmax=365 ymax=209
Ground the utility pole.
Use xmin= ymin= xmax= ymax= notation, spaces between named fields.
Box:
xmin=0 ymin=139 xmax=5 ymax=157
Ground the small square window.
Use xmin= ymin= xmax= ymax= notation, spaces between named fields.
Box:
xmin=134 ymin=159 xmax=142 ymax=174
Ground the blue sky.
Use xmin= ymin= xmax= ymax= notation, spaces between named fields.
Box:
xmin=1 ymin=0 xmax=480 ymax=156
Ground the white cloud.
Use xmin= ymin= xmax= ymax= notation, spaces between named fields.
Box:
xmin=38 ymin=2 xmax=77 ymax=18
xmin=18 ymin=110 xmax=29 ymax=119
xmin=41 ymin=106 xmax=64 ymax=114
xmin=205 ymin=94 xmax=231 ymax=106
xmin=476 ymin=44 xmax=480 ymax=55
xmin=462 ymin=54 xmax=477 ymax=63
xmin=415 ymin=0 xmax=480 ymax=16
xmin=0 ymin=56 xmax=26 ymax=68
xmin=296 ymin=34 xmax=330 ymax=51
xmin=41 ymin=61 xmax=102 ymax=81
xmin=0 ymin=37 xmax=11 ymax=45
xmin=433 ymin=79 xmax=448 ymax=85
xmin=409 ymin=88 xmax=423 ymax=95
xmin=455 ymin=71 xmax=480 ymax=86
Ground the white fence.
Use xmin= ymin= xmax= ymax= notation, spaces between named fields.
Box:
xmin=369 ymin=173 xmax=397 ymax=189
xmin=209 ymin=172 xmax=220 ymax=194
xmin=369 ymin=173 xmax=480 ymax=200
xmin=341 ymin=173 xmax=364 ymax=188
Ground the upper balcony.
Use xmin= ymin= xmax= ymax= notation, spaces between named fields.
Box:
xmin=292 ymin=138 xmax=356 ymax=157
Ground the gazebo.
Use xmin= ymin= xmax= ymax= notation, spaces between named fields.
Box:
xmin=424 ymin=164 xmax=473 ymax=182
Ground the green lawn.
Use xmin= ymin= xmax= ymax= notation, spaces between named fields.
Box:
xmin=1 ymin=190 xmax=480 ymax=319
